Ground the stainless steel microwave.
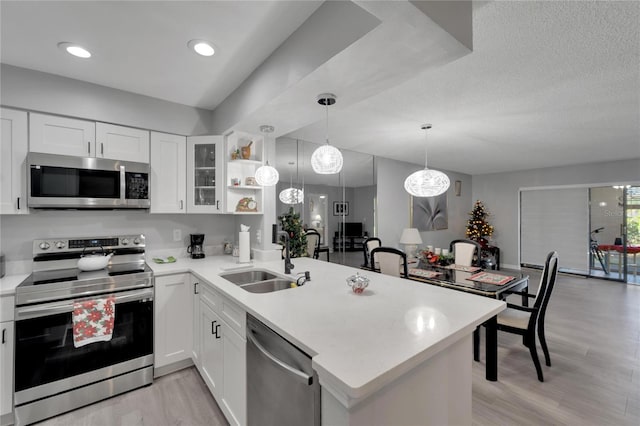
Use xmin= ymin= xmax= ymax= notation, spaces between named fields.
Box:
xmin=27 ymin=152 xmax=150 ymax=209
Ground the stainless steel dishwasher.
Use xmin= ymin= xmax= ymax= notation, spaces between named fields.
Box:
xmin=247 ymin=314 xmax=320 ymax=426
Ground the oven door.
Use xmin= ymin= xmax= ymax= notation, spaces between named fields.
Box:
xmin=14 ymin=287 xmax=154 ymax=405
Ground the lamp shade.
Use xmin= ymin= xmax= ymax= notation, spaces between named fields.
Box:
xmin=404 ymin=168 xmax=450 ymax=197
xmin=254 ymin=165 xmax=279 ymax=186
xmin=311 ymin=144 xmax=343 ymax=174
xmin=399 ymin=228 xmax=423 ymax=245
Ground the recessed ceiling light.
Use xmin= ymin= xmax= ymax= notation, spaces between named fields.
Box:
xmin=57 ymin=42 xmax=91 ymax=59
xmin=187 ymin=39 xmax=215 ymax=57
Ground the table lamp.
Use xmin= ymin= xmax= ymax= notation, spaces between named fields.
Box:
xmin=400 ymin=228 xmax=423 ymax=260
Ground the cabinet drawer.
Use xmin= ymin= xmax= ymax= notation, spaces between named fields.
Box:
xmin=199 ymin=282 xmax=220 ymax=311
xmin=0 ymin=295 xmax=14 ymax=322
xmin=220 ymin=297 xmax=245 ymax=338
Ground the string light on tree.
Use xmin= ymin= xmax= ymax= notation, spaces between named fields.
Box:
xmin=465 ymin=200 xmax=494 ymax=247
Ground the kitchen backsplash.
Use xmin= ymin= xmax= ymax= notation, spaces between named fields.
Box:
xmin=0 ymin=210 xmax=236 ymax=272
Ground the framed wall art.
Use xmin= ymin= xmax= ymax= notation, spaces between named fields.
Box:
xmin=411 ymin=194 xmax=448 ymax=231
xmin=333 ymin=201 xmax=349 ymax=216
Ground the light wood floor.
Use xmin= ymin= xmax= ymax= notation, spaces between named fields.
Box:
xmin=36 ymin=269 xmax=639 ymax=425
xmin=36 ymin=367 xmax=228 ymax=426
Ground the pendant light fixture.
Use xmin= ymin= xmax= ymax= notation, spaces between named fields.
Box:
xmin=254 ymin=125 xmax=279 ymax=186
xmin=279 ymin=153 xmax=304 ymax=205
xmin=311 ymin=93 xmax=343 ymax=174
xmin=404 ymin=124 xmax=450 ymax=197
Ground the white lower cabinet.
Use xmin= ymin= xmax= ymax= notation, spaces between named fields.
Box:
xmin=193 ymin=278 xmax=246 ymax=426
xmin=154 ymin=274 xmax=193 ymax=371
xmin=220 ymin=321 xmax=246 ymax=426
xmin=199 ymin=298 xmax=224 ymax=396
xmin=1 ymin=295 xmax=15 ymax=425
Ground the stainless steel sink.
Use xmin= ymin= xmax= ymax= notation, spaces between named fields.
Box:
xmin=240 ymin=279 xmax=293 ymax=294
xmin=219 ymin=270 xmax=278 ymax=285
xmin=219 ymin=270 xmax=293 ymax=293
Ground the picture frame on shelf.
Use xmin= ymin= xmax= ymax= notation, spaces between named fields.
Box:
xmin=333 ymin=201 xmax=349 ymax=216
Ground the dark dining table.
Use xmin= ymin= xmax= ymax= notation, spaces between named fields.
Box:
xmin=405 ymin=263 xmax=530 ymax=381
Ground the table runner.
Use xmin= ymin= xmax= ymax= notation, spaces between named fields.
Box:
xmin=466 ymin=271 xmax=514 ymax=285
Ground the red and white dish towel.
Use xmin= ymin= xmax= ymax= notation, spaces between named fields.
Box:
xmin=72 ymin=296 xmax=116 ymax=348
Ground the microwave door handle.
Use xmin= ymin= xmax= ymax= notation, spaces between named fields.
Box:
xmin=120 ymin=165 xmax=126 ymax=203
xmin=247 ymin=329 xmax=313 ymax=386
xmin=15 ymin=288 xmax=153 ymax=321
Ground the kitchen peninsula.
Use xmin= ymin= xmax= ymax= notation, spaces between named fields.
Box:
xmin=149 ymin=255 xmax=505 ymax=426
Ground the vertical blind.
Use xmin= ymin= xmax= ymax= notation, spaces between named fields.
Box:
xmin=520 ymin=188 xmax=589 ymax=273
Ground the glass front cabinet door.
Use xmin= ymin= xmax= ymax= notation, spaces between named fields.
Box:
xmin=187 ymin=135 xmax=224 ymax=213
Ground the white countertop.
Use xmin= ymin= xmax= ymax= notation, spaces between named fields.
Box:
xmin=147 ymin=255 xmax=505 ymax=406
xmin=1 ymin=255 xmax=504 ymax=405
xmin=0 ymin=273 xmax=28 ymax=296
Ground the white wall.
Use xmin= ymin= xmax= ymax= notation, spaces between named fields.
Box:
xmin=1 ymin=64 xmax=213 ymax=136
xmin=472 ymin=159 xmax=640 ymax=269
xmin=352 ymin=185 xmax=376 ymax=236
xmin=0 ymin=211 xmax=235 ymax=272
xmin=377 ymin=157 xmax=473 ymax=250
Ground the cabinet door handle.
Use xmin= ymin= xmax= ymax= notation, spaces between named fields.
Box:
xmin=88 ymin=142 xmax=91 ymax=155
xmin=216 ymin=200 xmax=220 ymax=210
xmin=180 ymin=200 xmax=184 ymax=210
xmin=194 ymin=282 xmax=199 ymax=294
xmin=214 ymin=323 xmax=221 ymax=339
xmin=17 ymin=197 xmax=20 ymax=210
xmin=2 ymin=328 xmax=5 ymax=344
xmin=101 ymin=142 xmax=104 ymax=155
xmin=211 ymin=320 xmax=217 ymax=335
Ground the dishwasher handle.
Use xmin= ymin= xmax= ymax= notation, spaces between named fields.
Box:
xmin=247 ymin=329 xmax=313 ymax=386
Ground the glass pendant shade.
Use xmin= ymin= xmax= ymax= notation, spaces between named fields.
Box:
xmin=405 ymin=123 xmax=450 ymax=197
xmin=311 ymin=144 xmax=343 ymax=174
xmin=279 ymin=187 xmax=304 ymax=205
xmin=404 ymin=168 xmax=450 ymax=197
xmin=254 ymin=164 xmax=279 ymax=186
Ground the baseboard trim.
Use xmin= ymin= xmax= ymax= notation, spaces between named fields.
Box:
xmin=154 ymin=358 xmax=194 ymax=378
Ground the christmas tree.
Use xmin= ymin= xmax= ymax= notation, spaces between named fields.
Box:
xmin=465 ymin=200 xmax=494 ymax=247
xmin=278 ymin=207 xmax=307 ymax=258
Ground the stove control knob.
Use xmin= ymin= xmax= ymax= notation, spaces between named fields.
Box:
xmin=55 ymin=241 xmax=66 ymax=249
xmin=133 ymin=237 xmax=141 ymax=245
xmin=39 ymin=242 xmax=50 ymax=250
xmin=121 ymin=238 xmax=130 ymax=245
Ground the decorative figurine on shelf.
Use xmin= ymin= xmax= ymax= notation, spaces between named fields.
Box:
xmin=241 ymin=140 xmax=253 ymax=159
xmin=465 ymin=200 xmax=494 ymax=248
xmin=231 ymin=148 xmax=240 ymax=160
xmin=236 ymin=197 xmax=258 ymax=212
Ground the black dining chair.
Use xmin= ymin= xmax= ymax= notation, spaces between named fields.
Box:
xmin=304 ymin=229 xmax=321 ymax=259
xmin=449 ymin=239 xmax=482 ymax=267
xmin=370 ymin=246 xmax=408 ymax=278
xmin=489 ymin=250 xmax=559 ymax=382
xmin=362 ymin=237 xmax=381 ymax=268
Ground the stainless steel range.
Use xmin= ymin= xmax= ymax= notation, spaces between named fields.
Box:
xmin=14 ymin=235 xmax=154 ymax=426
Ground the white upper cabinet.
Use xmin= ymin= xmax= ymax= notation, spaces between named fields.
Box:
xmin=29 ymin=112 xmax=95 ymax=157
xmin=150 ymin=132 xmax=186 ymax=213
xmin=96 ymin=123 xmax=150 ymax=163
xmin=186 ymin=135 xmax=224 ymax=214
xmin=1 ymin=108 xmax=29 ymax=215
xmin=29 ymin=113 xmax=150 ymax=163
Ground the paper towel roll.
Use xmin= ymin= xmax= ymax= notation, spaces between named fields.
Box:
xmin=239 ymin=231 xmax=250 ymax=263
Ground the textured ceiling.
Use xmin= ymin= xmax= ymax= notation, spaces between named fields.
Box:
xmin=1 ymin=1 xmax=638 ymax=177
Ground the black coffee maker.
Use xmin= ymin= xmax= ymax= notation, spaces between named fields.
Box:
xmin=188 ymin=234 xmax=205 ymax=259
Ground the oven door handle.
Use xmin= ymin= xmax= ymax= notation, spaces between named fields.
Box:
xmin=15 ymin=288 xmax=154 ymax=321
